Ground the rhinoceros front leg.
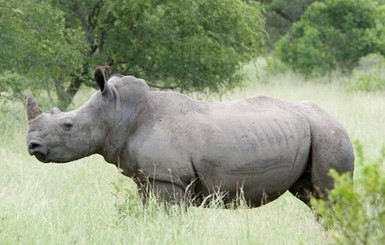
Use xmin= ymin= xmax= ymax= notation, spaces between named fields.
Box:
xmin=135 ymin=178 xmax=187 ymax=206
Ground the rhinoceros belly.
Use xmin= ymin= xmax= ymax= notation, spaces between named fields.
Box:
xmin=191 ymin=108 xmax=311 ymax=206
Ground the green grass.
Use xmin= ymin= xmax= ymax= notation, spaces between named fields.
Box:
xmin=1 ymin=68 xmax=384 ymax=244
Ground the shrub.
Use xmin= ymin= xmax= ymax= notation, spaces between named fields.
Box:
xmin=311 ymin=141 xmax=385 ymax=244
xmin=347 ymin=73 xmax=385 ymax=92
xmin=346 ymin=54 xmax=385 ymax=92
xmin=275 ymin=0 xmax=383 ymax=77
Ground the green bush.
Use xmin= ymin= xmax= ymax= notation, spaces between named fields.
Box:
xmin=265 ymin=56 xmax=291 ymax=75
xmin=347 ymin=73 xmax=385 ymax=92
xmin=311 ymin=141 xmax=385 ymax=244
xmin=346 ymin=54 xmax=385 ymax=92
xmin=275 ymin=0 xmax=383 ymax=77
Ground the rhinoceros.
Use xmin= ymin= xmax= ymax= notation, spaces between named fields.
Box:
xmin=26 ymin=66 xmax=354 ymax=208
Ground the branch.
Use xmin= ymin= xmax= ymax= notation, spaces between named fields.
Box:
xmin=61 ymin=1 xmax=91 ymax=43
xmin=274 ymin=9 xmax=295 ymax=22
xmin=88 ymin=0 xmax=105 ymax=29
xmin=61 ymin=0 xmax=105 ymax=55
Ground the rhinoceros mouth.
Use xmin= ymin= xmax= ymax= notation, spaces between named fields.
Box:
xmin=34 ymin=151 xmax=50 ymax=163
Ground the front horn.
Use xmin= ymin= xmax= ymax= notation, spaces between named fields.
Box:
xmin=26 ymin=91 xmax=43 ymax=120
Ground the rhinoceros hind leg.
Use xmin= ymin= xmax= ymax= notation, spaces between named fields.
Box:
xmin=290 ymin=102 xmax=355 ymax=207
xmin=308 ymin=132 xmax=355 ymax=200
xmin=289 ymin=164 xmax=315 ymax=207
xmin=289 ymin=138 xmax=354 ymax=208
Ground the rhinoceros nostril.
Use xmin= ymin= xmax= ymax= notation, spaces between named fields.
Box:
xmin=28 ymin=141 xmax=43 ymax=154
xmin=29 ymin=142 xmax=39 ymax=150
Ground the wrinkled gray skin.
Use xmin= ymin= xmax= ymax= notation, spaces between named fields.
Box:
xmin=26 ymin=67 xmax=354 ymax=208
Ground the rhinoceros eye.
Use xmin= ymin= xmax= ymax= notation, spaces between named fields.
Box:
xmin=61 ymin=119 xmax=73 ymax=131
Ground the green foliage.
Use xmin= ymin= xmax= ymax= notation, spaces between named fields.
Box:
xmin=0 ymin=0 xmax=86 ymax=103
xmin=262 ymin=0 xmax=322 ymax=47
xmin=346 ymin=54 xmax=385 ymax=92
xmin=1 ymin=0 xmax=266 ymax=109
xmin=104 ymin=0 xmax=266 ymax=93
xmin=275 ymin=0 xmax=384 ymax=77
xmin=0 ymin=72 xmax=31 ymax=102
xmin=111 ymin=179 xmax=141 ymax=221
xmin=311 ymin=141 xmax=385 ymax=244
xmin=348 ymin=74 xmax=385 ymax=92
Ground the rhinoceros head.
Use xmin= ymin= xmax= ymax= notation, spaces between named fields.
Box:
xmin=26 ymin=66 xmax=149 ymax=164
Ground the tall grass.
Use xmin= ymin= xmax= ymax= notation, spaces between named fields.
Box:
xmin=0 ymin=66 xmax=384 ymax=244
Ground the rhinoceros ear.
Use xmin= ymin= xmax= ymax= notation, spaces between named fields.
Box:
xmin=51 ymin=107 xmax=61 ymax=114
xmin=93 ymin=66 xmax=111 ymax=95
xmin=26 ymin=91 xmax=43 ymax=120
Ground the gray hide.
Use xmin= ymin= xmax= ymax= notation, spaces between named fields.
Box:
xmin=26 ymin=66 xmax=354 ymax=207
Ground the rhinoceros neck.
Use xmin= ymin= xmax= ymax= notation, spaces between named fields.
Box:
xmin=102 ymin=81 xmax=150 ymax=164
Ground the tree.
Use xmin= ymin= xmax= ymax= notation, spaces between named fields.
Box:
xmin=275 ymin=0 xmax=384 ymax=76
xmin=103 ymin=0 xmax=266 ymax=93
xmin=0 ymin=0 xmax=85 ymax=106
xmin=0 ymin=0 xmax=266 ymax=109
xmin=258 ymin=0 xmax=322 ymax=47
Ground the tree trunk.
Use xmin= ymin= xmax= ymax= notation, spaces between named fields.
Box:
xmin=57 ymin=76 xmax=83 ymax=110
xmin=54 ymin=1 xmax=108 ymax=110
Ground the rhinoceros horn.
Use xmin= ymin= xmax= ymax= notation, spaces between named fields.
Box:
xmin=26 ymin=91 xmax=43 ymax=120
